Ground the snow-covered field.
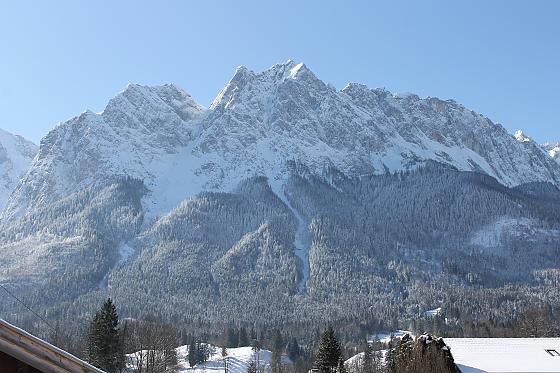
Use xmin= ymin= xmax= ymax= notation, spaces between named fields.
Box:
xmin=345 ymin=350 xmax=388 ymax=373
xmin=369 ymin=330 xmax=414 ymax=344
xmin=128 ymin=345 xmax=291 ymax=373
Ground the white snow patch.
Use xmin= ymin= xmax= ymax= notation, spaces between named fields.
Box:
xmin=470 ymin=217 xmax=529 ymax=248
xmin=345 ymin=350 xmax=388 ymax=373
xmin=98 ymin=243 xmax=136 ymax=289
xmin=97 ymin=273 xmax=109 ymax=290
xmin=118 ymin=243 xmax=135 ymax=265
xmin=369 ymin=330 xmax=414 ymax=344
xmin=544 ymin=142 xmax=560 ymax=162
xmin=288 ymin=63 xmax=305 ymax=79
xmin=515 ymin=130 xmax=531 ymax=143
xmin=267 ymin=175 xmax=311 ymax=294
xmin=425 ymin=307 xmax=442 ymax=317
xmin=470 ymin=217 xmax=559 ymax=249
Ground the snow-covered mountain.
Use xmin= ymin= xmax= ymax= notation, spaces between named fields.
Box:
xmin=3 ymin=60 xmax=560 ymax=221
xmin=0 ymin=128 xmax=37 ymax=210
xmin=2 ymin=61 xmax=560 ymax=335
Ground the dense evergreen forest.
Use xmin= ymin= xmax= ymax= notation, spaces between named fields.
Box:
xmin=1 ymin=163 xmax=560 ymax=366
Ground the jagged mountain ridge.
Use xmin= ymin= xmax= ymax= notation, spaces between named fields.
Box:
xmin=3 ymin=60 xmax=560 ymax=221
xmin=0 ymin=128 xmax=37 ymax=210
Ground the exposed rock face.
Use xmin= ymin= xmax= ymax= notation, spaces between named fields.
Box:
xmin=0 ymin=128 xmax=37 ymax=210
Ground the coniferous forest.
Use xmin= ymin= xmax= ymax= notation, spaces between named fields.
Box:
xmin=3 ymin=163 xmax=560 ymax=372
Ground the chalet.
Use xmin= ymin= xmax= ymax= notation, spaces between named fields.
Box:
xmin=445 ymin=338 xmax=560 ymax=373
xmin=0 ymin=318 xmax=104 ymax=373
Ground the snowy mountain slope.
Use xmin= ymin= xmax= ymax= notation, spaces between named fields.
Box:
xmin=544 ymin=141 xmax=560 ymax=164
xmin=3 ymin=60 xmax=560 ymax=222
xmin=0 ymin=128 xmax=37 ymax=210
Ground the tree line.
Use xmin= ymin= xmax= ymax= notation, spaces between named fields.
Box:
xmin=83 ymin=298 xmax=480 ymax=373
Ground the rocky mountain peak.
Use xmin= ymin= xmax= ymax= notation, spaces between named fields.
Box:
xmin=515 ymin=130 xmax=531 ymax=143
xmin=210 ymin=60 xmax=324 ymax=112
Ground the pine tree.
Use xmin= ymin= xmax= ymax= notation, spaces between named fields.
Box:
xmin=362 ymin=339 xmax=373 ymax=373
xmin=222 ymin=346 xmax=229 ymax=373
xmin=188 ymin=341 xmax=197 ymax=367
xmin=287 ymin=337 xmax=300 ymax=362
xmin=239 ymin=327 xmax=249 ymax=347
xmin=251 ymin=339 xmax=261 ymax=371
xmin=85 ymin=298 xmax=124 ymax=373
xmin=271 ymin=330 xmax=284 ymax=373
xmin=227 ymin=327 xmax=239 ymax=348
xmin=314 ymin=327 xmax=342 ymax=373
xmin=337 ymin=358 xmax=347 ymax=373
xmin=273 ymin=330 xmax=284 ymax=352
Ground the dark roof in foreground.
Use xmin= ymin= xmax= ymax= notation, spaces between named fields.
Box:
xmin=0 ymin=318 xmax=105 ymax=373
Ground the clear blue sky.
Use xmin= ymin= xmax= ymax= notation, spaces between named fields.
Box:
xmin=1 ymin=0 xmax=558 ymax=144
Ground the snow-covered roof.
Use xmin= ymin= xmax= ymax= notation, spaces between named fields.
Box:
xmin=445 ymin=338 xmax=560 ymax=373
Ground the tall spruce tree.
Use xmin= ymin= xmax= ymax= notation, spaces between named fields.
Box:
xmin=239 ymin=327 xmax=249 ymax=347
xmin=337 ymin=358 xmax=347 ymax=373
xmin=188 ymin=340 xmax=198 ymax=367
xmin=251 ymin=339 xmax=261 ymax=371
xmin=287 ymin=337 xmax=300 ymax=362
xmin=314 ymin=327 xmax=342 ymax=373
xmin=362 ymin=339 xmax=373 ymax=373
xmin=271 ymin=329 xmax=284 ymax=373
xmin=86 ymin=298 xmax=124 ymax=373
xmin=227 ymin=327 xmax=239 ymax=348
